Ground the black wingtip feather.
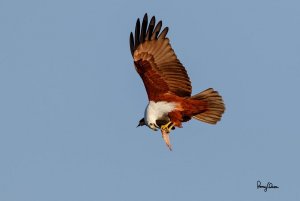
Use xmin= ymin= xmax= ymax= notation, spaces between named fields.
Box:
xmin=146 ymin=16 xmax=155 ymax=40
xmin=130 ymin=32 xmax=134 ymax=56
xmin=134 ymin=19 xmax=140 ymax=49
xmin=158 ymin=27 xmax=169 ymax=39
xmin=130 ymin=13 xmax=168 ymax=55
xmin=151 ymin=20 xmax=162 ymax=40
xmin=140 ymin=14 xmax=148 ymax=44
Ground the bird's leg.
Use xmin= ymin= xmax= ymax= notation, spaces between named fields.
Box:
xmin=160 ymin=121 xmax=175 ymax=134
xmin=160 ymin=121 xmax=175 ymax=151
xmin=168 ymin=122 xmax=175 ymax=130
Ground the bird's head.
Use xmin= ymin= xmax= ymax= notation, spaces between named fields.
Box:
xmin=137 ymin=118 xmax=145 ymax=127
xmin=137 ymin=118 xmax=159 ymax=131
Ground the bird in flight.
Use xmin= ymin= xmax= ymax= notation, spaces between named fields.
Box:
xmin=130 ymin=13 xmax=225 ymax=150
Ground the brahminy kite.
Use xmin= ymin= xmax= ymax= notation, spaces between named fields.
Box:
xmin=130 ymin=14 xmax=225 ymax=150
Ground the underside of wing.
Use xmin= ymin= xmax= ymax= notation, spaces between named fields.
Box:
xmin=130 ymin=14 xmax=192 ymax=101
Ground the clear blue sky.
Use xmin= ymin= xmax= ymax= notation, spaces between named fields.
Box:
xmin=1 ymin=0 xmax=299 ymax=200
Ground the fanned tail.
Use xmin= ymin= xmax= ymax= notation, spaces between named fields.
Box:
xmin=191 ymin=88 xmax=225 ymax=124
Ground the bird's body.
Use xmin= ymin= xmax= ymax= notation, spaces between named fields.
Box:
xmin=130 ymin=14 xmax=225 ymax=150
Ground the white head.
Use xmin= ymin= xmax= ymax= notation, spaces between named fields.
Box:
xmin=137 ymin=118 xmax=158 ymax=131
xmin=144 ymin=114 xmax=159 ymax=131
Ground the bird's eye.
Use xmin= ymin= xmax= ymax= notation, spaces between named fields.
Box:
xmin=149 ymin=123 xmax=153 ymax=126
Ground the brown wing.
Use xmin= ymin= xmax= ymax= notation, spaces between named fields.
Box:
xmin=130 ymin=13 xmax=192 ymax=101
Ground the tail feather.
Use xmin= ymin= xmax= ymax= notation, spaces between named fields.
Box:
xmin=191 ymin=88 xmax=225 ymax=124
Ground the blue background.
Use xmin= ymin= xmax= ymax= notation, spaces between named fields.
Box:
xmin=1 ymin=0 xmax=299 ymax=200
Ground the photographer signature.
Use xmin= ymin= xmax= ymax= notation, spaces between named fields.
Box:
xmin=257 ymin=180 xmax=279 ymax=192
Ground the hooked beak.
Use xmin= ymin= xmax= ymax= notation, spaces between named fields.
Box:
xmin=137 ymin=118 xmax=145 ymax=128
xmin=137 ymin=122 xmax=143 ymax=128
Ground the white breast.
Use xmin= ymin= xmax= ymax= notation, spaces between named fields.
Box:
xmin=144 ymin=101 xmax=177 ymax=125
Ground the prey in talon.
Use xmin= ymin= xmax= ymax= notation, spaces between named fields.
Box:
xmin=161 ymin=127 xmax=172 ymax=151
xmin=156 ymin=117 xmax=175 ymax=151
xmin=130 ymin=14 xmax=225 ymax=150
xmin=138 ymin=118 xmax=175 ymax=150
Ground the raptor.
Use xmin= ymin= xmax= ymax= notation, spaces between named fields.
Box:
xmin=130 ymin=14 xmax=225 ymax=150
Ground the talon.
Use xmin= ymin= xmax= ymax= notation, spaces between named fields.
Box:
xmin=160 ymin=121 xmax=175 ymax=133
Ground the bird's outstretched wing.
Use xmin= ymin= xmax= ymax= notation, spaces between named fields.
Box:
xmin=130 ymin=14 xmax=192 ymax=101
